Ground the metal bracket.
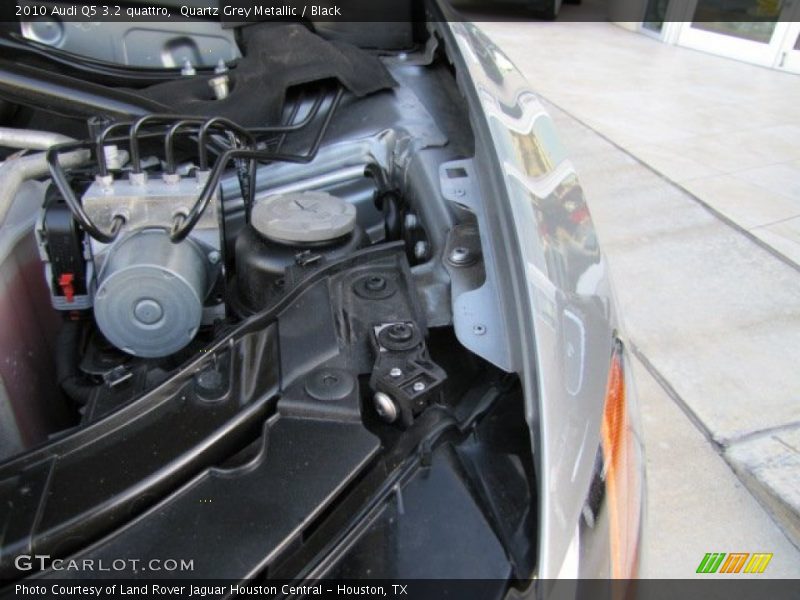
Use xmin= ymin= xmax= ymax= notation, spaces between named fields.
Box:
xmin=440 ymin=159 xmax=513 ymax=372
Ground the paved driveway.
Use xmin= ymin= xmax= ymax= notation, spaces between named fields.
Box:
xmin=478 ymin=20 xmax=800 ymax=266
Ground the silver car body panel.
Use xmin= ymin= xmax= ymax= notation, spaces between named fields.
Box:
xmin=435 ymin=16 xmax=643 ymax=578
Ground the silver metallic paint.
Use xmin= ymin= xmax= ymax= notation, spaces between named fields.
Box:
xmin=435 ymin=15 xmax=645 ymax=578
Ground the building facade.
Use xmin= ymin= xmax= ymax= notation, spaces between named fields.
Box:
xmin=622 ymin=0 xmax=800 ymax=73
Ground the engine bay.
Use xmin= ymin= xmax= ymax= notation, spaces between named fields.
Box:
xmin=0 ymin=19 xmax=537 ymax=584
xmin=22 ymin=23 xmax=460 ymax=422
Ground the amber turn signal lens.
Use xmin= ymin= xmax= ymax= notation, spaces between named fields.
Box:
xmin=601 ymin=342 xmax=641 ymax=579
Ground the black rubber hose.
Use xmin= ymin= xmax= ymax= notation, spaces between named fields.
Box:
xmin=50 ymin=128 xmax=228 ymax=242
xmin=0 ymin=59 xmax=164 ymax=120
xmin=164 ymin=120 xmax=201 ymax=174
xmin=381 ymin=191 xmax=402 ymax=241
xmin=130 ymin=114 xmax=255 ymax=173
xmin=129 ymin=114 xmax=205 ymax=173
xmin=196 ymin=117 xmax=257 ymax=171
xmin=95 ymin=120 xmax=132 ymax=177
xmin=0 ymin=33 xmax=216 ymax=88
xmin=171 ymin=87 xmax=344 ymax=242
xmin=55 ymin=320 xmax=95 ymax=406
xmin=97 ymin=119 xmax=231 ymax=176
xmin=46 ymin=141 xmax=123 ymax=243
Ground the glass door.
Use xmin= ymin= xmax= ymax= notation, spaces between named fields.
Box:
xmin=676 ymin=0 xmax=797 ymax=67
xmin=776 ymin=21 xmax=800 ymax=73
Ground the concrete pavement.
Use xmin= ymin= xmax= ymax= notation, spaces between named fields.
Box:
xmin=478 ymin=20 xmax=800 ymax=268
xmin=474 ymin=20 xmax=800 ymax=576
xmin=632 ymin=356 xmax=800 ymax=577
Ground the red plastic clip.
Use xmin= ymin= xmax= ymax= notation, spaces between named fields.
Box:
xmin=58 ymin=273 xmax=76 ymax=303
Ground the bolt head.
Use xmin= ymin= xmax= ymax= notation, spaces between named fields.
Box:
xmin=194 ymin=366 xmax=227 ymax=402
xmin=208 ymin=74 xmax=230 ymax=100
xmin=181 ymin=59 xmax=196 ymax=76
xmin=449 ymin=246 xmax=473 ymax=266
xmin=365 ymin=275 xmax=387 ymax=291
xmin=373 ymin=392 xmax=398 ymax=423
xmin=95 ymin=174 xmax=114 ymax=189
xmin=412 ymin=381 xmax=426 ymax=393
xmin=387 ymin=323 xmax=413 ymax=343
xmin=129 ymin=171 xmax=147 ymax=187
xmin=196 ymin=369 xmax=223 ymax=391
xmin=162 ymin=172 xmax=181 ymax=185
xmin=389 ymin=367 xmax=403 ymax=378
